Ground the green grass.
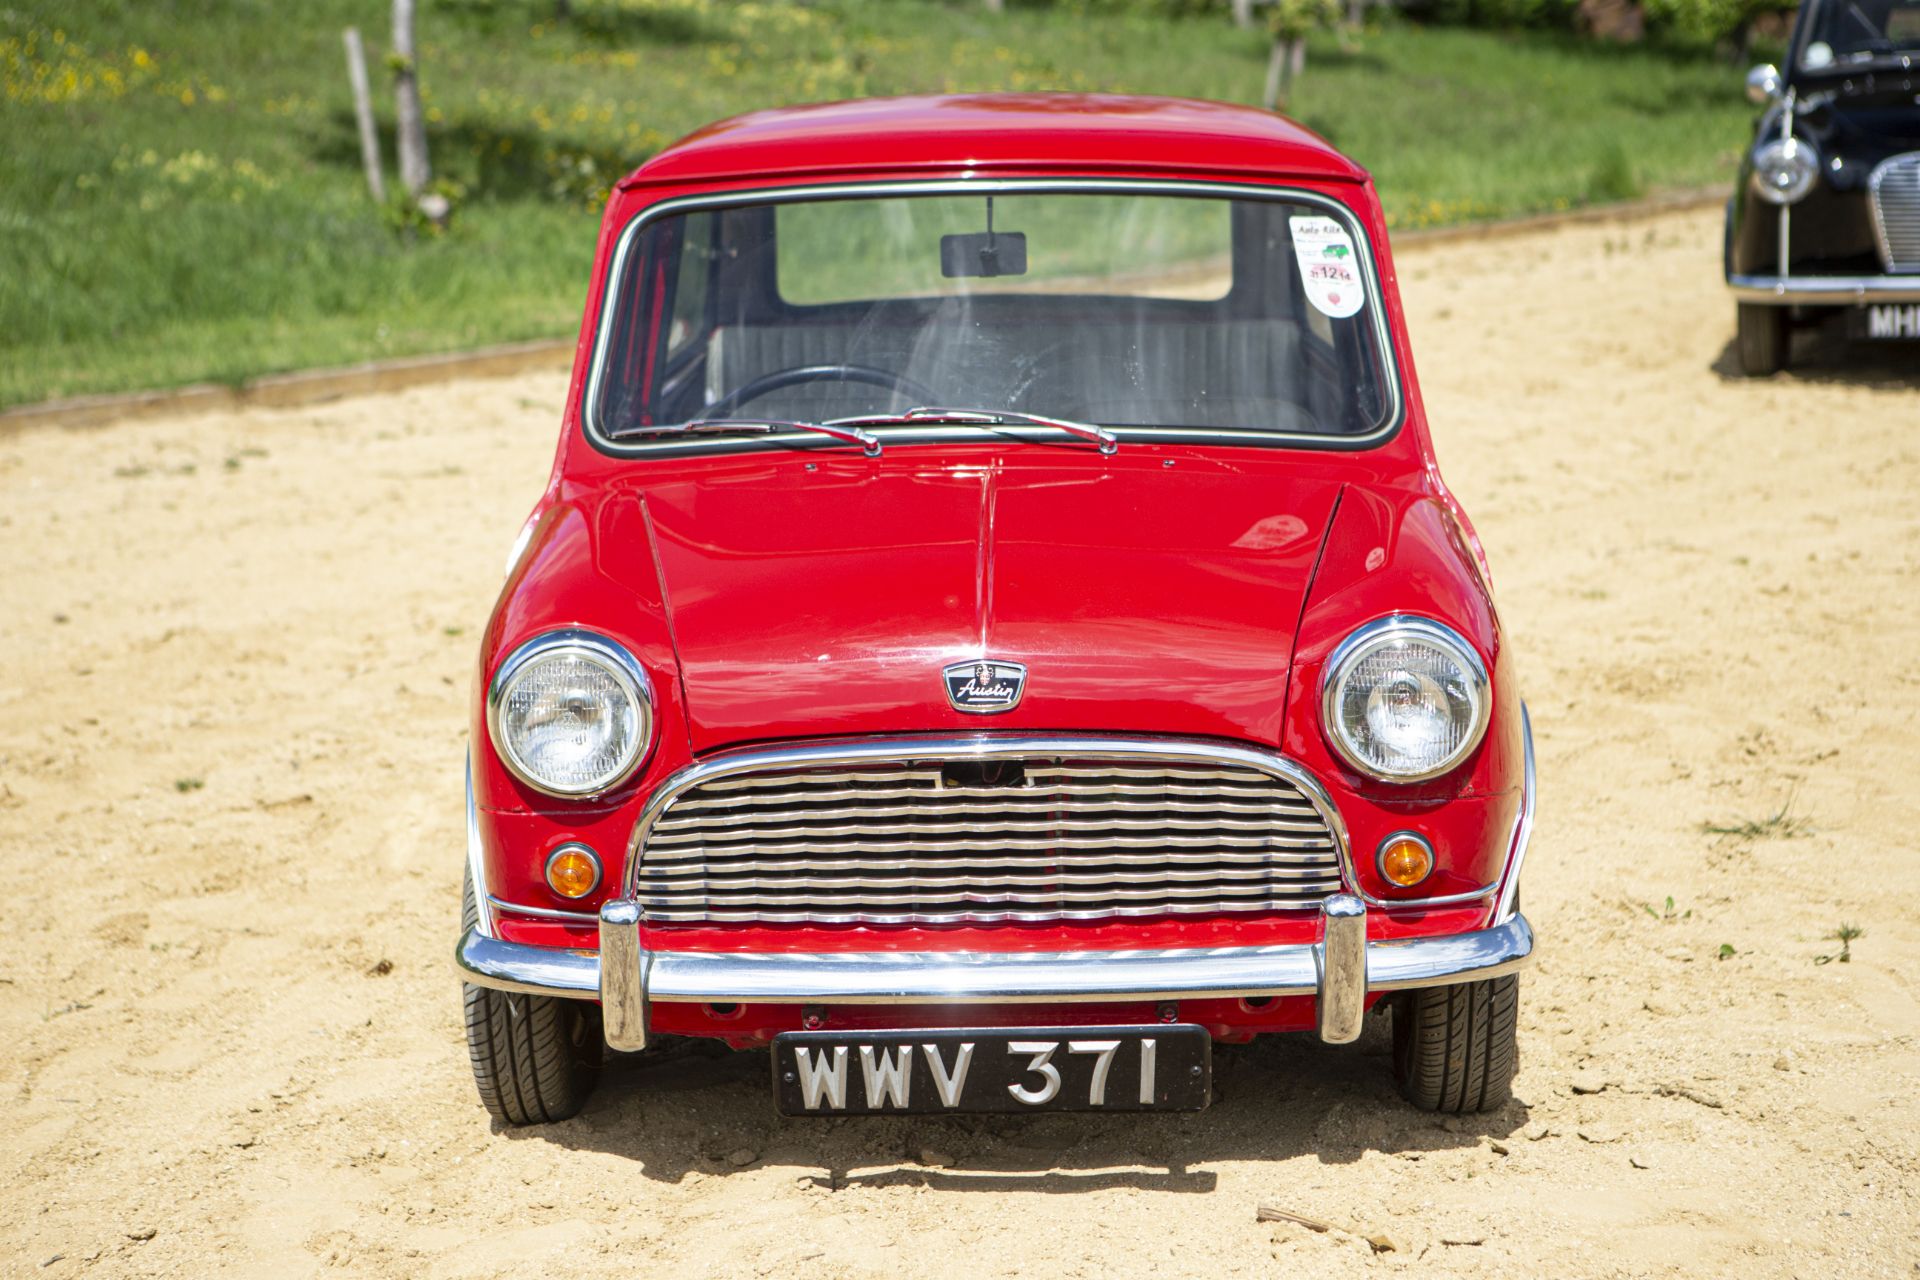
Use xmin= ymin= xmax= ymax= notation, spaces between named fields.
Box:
xmin=1 ymin=0 xmax=1759 ymax=407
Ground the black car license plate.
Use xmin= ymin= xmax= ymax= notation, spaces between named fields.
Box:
xmin=772 ymin=1024 xmax=1211 ymax=1115
xmin=1857 ymin=304 xmax=1920 ymax=340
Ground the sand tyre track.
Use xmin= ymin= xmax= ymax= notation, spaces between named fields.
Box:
xmin=461 ymin=870 xmax=604 ymax=1125
xmin=1391 ymin=974 xmax=1520 ymax=1114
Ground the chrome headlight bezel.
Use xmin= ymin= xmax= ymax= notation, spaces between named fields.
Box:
xmin=1319 ymin=615 xmax=1491 ymax=783
xmin=1750 ymin=136 xmax=1820 ymax=206
xmin=486 ymin=629 xmax=655 ymax=798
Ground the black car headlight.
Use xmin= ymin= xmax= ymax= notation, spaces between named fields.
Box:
xmin=1751 ymin=137 xmax=1819 ymax=205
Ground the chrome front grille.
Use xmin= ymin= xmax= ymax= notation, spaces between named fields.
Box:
xmin=1871 ymin=153 xmax=1920 ymax=273
xmin=632 ymin=746 xmax=1345 ymax=924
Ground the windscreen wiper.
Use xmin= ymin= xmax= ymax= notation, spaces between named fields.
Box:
xmin=831 ymin=406 xmax=1119 ymax=455
xmin=608 ymin=417 xmax=882 ymax=456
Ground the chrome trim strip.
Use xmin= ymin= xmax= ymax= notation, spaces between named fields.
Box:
xmin=1316 ymin=894 xmax=1367 ymax=1044
xmin=464 ymin=755 xmax=495 ymax=938
xmin=1318 ymin=614 xmax=1492 ymax=785
xmin=1728 ymin=273 xmax=1920 ymax=304
xmin=580 ymin=177 xmax=1406 ymax=458
xmin=484 ymin=628 xmax=656 ymax=799
xmin=1490 ymin=704 xmax=1536 ymax=926
xmin=485 ymin=893 xmax=600 ymax=923
xmin=621 ymin=733 xmax=1356 ymax=904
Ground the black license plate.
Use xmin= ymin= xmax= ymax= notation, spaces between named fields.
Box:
xmin=771 ymin=1024 xmax=1211 ymax=1115
xmin=1856 ymin=304 xmax=1920 ymax=340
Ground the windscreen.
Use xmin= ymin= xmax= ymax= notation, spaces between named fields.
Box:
xmin=595 ymin=190 xmax=1392 ymax=441
xmin=1802 ymin=0 xmax=1920 ymax=66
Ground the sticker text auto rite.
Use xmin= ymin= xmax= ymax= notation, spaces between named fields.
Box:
xmin=1288 ymin=215 xmax=1365 ymax=319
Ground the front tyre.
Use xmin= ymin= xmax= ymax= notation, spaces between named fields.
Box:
xmin=461 ymin=868 xmax=603 ymax=1125
xmin=1736 ymin=302 xmax=1789 ymax=376
xmin=1391 ymin=975 xmax=1519 ymax=1114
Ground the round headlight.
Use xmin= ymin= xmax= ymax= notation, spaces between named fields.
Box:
xmin=487 ymin=631 xmax=653 ymax=796
xmin=1751 ymin=136 xmax=1819 ymax=205
xmin=1321 ymin=616 xmax=1490 ymax=782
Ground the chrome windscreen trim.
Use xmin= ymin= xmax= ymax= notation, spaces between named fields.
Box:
xmin=622 ymin=733 xmax=1354 ymax=908
xmin=580 ymin=177 xmax=1406 ymax=459
xmin=1728 ymin=273 xmax=1920 ymax=304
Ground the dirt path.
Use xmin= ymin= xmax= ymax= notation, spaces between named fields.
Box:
xmin=2 ymin=207 xmax=1917 ymax=1279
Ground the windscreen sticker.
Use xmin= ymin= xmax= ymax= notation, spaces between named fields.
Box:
xmin=1288 ymin=215 xmax=1365 ymax=319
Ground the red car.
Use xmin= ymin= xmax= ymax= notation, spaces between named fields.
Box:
xmin=456 ymin=94 xmax=1536 ymax=1126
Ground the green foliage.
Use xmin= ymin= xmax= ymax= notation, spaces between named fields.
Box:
xmin=0 ymin=1 xmax=1756 ymax=407
xmin=1815 ymin=922 xmax=1864 ymax=965
xmin=1269 ymin=0 xmax=1342 ymax=40
xmin=1398 ymin=0 xmax=1581 ymax=31
xmin=1641 ymin=0 xmax=1795 ymax=45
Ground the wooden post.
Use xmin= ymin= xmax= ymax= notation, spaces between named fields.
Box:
xmin=341 ymin=28 xmax=386 ymax=204
xmin=392 ymin=0 xmax=431 ymax=197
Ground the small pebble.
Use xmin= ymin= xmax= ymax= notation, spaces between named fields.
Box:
xmin=917 ymin=1147 xmax=955 ymax=1168
xmin=1488 ymin=1139 xmax=1510 ymax=1156
xmin=1629 ymin=1153 xmax=1652 ymax=1170
xmin=725 ymin=1147 xmax=758 ymax=1167
xmin=1524 ymin=1122 xmax=1551 ymax=1141
xmin=1569 ymin=1070 xmax=1610 ymax=1095
xmin=126 ymin=1227 xmax=156 ymax=1242
xmin=1362 ymin=1231 xmax=1401 ymax=1254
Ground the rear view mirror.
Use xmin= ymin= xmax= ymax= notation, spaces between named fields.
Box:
xmin=942 ymin=230 xmax=1028 ymax=278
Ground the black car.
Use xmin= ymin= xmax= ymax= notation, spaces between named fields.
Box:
xmin=1726 ymin=0 xmax=1920 ymax=374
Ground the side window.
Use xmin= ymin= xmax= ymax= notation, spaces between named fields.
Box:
xmin=666 ymin=212 xmax=713 ymax=360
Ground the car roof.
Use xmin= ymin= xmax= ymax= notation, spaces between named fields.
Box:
xmin=619 ymin=93 xmax=1368 ymax=190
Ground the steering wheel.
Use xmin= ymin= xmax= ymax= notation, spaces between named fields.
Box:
xmin=703 ymin=363 xmax=939 ymax=419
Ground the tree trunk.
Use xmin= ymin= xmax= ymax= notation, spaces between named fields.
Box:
xmin=1232 ymin=0 xmax=1255 ymax=28
xmin=341 ymin=27 xmax=386 ymax=204
xmin=984 ymin=0 xmax=1004 ymax=12
xmin=392 ymin=0 xmax=430 ymax=197
xmin=1345 ymin=0 xmax=1366 ymax=27
xmin=1288 ymin=35 xmax=1307 ymax=84
xmin=1263 ymin=37 xmax=1286 ymax=110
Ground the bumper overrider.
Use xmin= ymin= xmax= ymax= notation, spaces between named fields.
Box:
xmin=457 ymin=714 xmax=1539 ymax=1052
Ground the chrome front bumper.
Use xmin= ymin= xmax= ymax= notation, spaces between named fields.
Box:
xmin=1728 ymin=272 xmax=1920 ymax=305
xmin=455 ymin=897 xmax=1536 ymax=1052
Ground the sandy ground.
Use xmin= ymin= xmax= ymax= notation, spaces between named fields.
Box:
xmin=2 ymin=206 xmax=1918 ymax=1278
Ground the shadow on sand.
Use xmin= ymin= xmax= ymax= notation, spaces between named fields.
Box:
xmin=501 ymin=1011 xmax=1531 ymax=1191
xmin=1711 ymin=310 xmax=1920 ymax=388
